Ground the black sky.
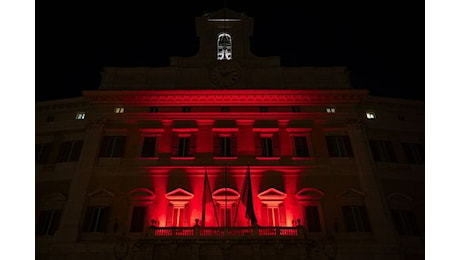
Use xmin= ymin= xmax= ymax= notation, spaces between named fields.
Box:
xmin=36 ymin=1 xmax=424 ymax=102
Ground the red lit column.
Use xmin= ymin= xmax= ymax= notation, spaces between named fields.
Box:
xmin=278 ymin=120 xmax=292 ymax=157
xmin=347 ymin=122 xmax=397 ymax=243
xmin=53 ymin=120 xmax=104 ymax=242
xmin=196 ymin=120 xmax=214 ymax=161
xmin=158 ymin=120 xmax=173 ymax=159
xmin=236 ymin=120 xmax=255 ymax=157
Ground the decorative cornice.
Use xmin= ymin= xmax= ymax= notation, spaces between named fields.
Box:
xmin=83 ymin=90 xmax=368 ymax=105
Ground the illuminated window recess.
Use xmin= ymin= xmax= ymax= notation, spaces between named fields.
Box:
xmin=114 ymin=107 xmax=125 ymax=114
xmin=75 ymin=112 xmax=85 ymax=120
xmin=217 ymin=33 xmax=232 ymax=60
xmin=326 ymin=107 xmax=336 ymax=113
xmin=366 ymin=111 xmax=376 ymax=119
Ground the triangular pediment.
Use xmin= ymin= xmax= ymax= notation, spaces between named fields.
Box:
xmin=128 ymin=188 xmax=156 ymax=201
xmin=295 ymin=188 xmax=325 ymax=201
xmin=258 ymin=188 xmax=287 ymax=201
xmin=87 ymin=188 xmax=115 ymax=198
xmin=165 ymin=188 xmax=194 ymax=201
xmin=337 ymin=188 xmax=365 ymax=198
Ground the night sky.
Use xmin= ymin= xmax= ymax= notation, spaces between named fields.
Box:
xmin=36 ymin=1 xmax=424 ymax=102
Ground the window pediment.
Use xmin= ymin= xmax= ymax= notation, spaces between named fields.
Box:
xmin=128 ymin=188 xmax=156 ymax=201
xmin=295 ymin=188 xmax=325 ymax=201
xmin=165 ymin=188 xmax=194 ymax=201
xmin=212 ymin=188 xmax=240 ymax=206
xmin=258 ymin=188 xmax=287 ymax=206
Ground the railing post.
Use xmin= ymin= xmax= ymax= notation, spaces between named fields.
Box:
xmin=193 ymin=219 xmax=200 ymax=237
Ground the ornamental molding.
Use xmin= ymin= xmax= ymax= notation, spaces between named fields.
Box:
xmin=83 ymin=90 xmax=368 ymax=105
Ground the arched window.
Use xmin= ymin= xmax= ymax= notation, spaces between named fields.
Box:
xmin=217 ymin=33 xmax=232 ymax=60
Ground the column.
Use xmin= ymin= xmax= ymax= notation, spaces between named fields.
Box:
xmin=346 ymin=122 xmax=397 ymax=243
xmin=158 ymin=120 xmax=173 ymax=159
xmin=53 ymin=120 xmax=104 ymax=242
xmin=278 ymin=120 xmax=292 ymax=157
xmin=196 ymin=120 xmax=214 ymax=162
xmin=236 ymin=120 xmax=255 ymax=158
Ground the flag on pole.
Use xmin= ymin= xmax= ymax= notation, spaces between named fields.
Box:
xmin=241 ymin=165 xmax=257 ymax=225
xmin=201 ymin=167 xmax=219 ymax=227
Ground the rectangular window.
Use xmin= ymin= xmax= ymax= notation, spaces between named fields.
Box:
xmin=99 ymin=136 xmax=126 ymax=158
xmin=36 ymin=143 xmax=52 ymax=164
xmin=36 ymin=210 xmax=61 ymax=236
xmin=305 ymin=206 xmax=321 ymax=232
xmin=259 ymin=106 xmax=268 ymax=112
xmin=401 ymin=143 xmax=424 ymax=164
xmin=268 ymin=207 xmax=280 ymax=226
xmin=75 ymin=112 xmax=85 ymax=120
xmin=326 ymin=135 xmax=353 ymax=157
xmin=391 ymin=210 xmax=420 ymax=236
xmin=366 ymin=111 xmax=376 ymax=119
xmin=218 ymin=208 xmax=233 ymax=227
xmin=369 ymin=140 xmax=397 ymax=162
xmin=326 ymin=107 xmax=336 ymax=113
xmin=130 ymin=206 xmax=147 ymax=232
xmin=56 ymin=140 xmax=83 ymax=162
xmin=149 ymin=106 xmax=159 ymax=113
xmin=219 ymin=137 xmax=232 ymax=157
xmin=292 ymin=106 xmax=301 ymax=112
xmin=172 ymin=207 xmax=184 ymax=227
xmin=82 ymin=206 xmax=110 ymax=232
xmin=141 ymin=137 xmax=157 ymax=157
xmin=221 ymin=106 xmax=230 ymax=112
xmin=342 ymin=206 xmax=371 ymax=232
xmin=182 ymin=107 xmax=191 ymax=112
xmin=293 ymin=136 xmax=310 ymax=157
xmin=178 ymin=137 xmax=190 ymax=157
xmin=261 ymin=137 xmax=274 ymax=157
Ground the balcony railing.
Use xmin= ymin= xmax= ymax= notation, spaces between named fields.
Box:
xmin=146 ymin=225 xmax=305 ymax=239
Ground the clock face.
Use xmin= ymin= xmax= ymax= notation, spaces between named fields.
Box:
xmin=210 ymin=64 xmax=241 ymax=87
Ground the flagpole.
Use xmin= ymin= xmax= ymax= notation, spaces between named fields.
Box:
xmin=224 ymin=161 xmax=228 ymax=228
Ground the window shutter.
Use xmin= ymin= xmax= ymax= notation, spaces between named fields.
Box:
xmin=82 ymin=207 xmax=94 ymax=232
xmin=70 ymin=140 xmax=83 ymax=161
xmin=342 ymin=206 xmax=355 ymax=232
xmin=231 ymin=134 xmax=237 ymax=157
xmin=214 ymin=134 xmax=221 ymax=156
xmin=306 ymin=206 xmax=321 ymax=232
xmin=171 ymin=134 xmax=179 ymax=157
xmin=325 ymin=136 xmax=336 ymax=157
xmin=100 ymin=207 xmax=111 ymax=232
xmin=344 ymin=136 xmax=353 ymax=157
xmin=261 ymin=204 xmax=268 ymax=226
xmin=113 ymin=137 xmax=126 ymax=157
xmin=279 ymin=204 xmax=286 ymax=226
xmin=166 ymin=204 xmax=173 ymax=227
xmin=359 ymin=206 xmax=371 ymax=232
xmin=182 ymin=204 xmax=191 ymax=227
xmin=255 ymin=133 xmax=262 ymax=157
xmin=189 ymin=134 xmax=196 ymax=156
xmin=49 ymin=210 xmax=62 ymax=235
xmin=272 ymin=133 xmax=280 ymax=157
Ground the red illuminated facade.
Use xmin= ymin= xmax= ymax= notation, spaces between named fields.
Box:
xmin=36 ymin=9 xmax=424 ymax=260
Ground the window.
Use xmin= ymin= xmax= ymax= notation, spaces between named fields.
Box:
xmin=141 ymin=137 xmax=157 ymax=157
xmin=56 ymin=140 xmax=83 ymax=162
xmin=165 ymin=188 xmax=194 ymax=227
xmin=369 ymin=140 xmax=397 ymax=162
xmin=36 ymin=143 xmax=52 ymax=164
xmin=75 ymin=112 xmax=85 ymax=120
xmin=261 ymin=137 xmax=273 ymax=157
xmin=178 ymin=137 xmax=190 ymax=157
xmin=36 ymin=210 xmax=61 ymax=236
xmin=391 ymin=210 xmax=420 ymax=236
xmin=217 ymin=32 xmax=232 ymax=60
xmin=221 ymin=106 xmax=230 ymax=112
xmin=259 ymin=106 xmax=268 ymax=112
xmin=259 ymin=188 xmax=287 ymax=227
xmin=130 ymin=206 xmax=146 ymax=232
xmin=267 ymin=207 xmax=280 ymax=226
xmin=401 ymin=142 xmax=424 ymax=164
xmin=214 ymin=135 xmax=236 ymax=157
xmin=182 ymin=107 xmax=191 ymax=112
xmin=342 ymin=206 xmax=371 ymax=232
xmin=149 ymin=106 xmax=159 ymax=113
xmin=326 ymin=107 xmax=336 ymax=113
xmin=326 ymin=135 xmax=353 ymax=157
xmin=293 ymin=136 xmax=310 ymax=157
xmin=305 ymin=206 xmax=321 ymax=232
xmin=366 ymin=111 xmax=376 ymax=119
xmin=114 ymin=107 xmax=125 ymax=114
xmin=99 ymin=136 xmax=126 ymax=158
xmin=82 ymin=206 xmax=110 ymax=232
xmin=292 ymin=106 xmax=301 ymax=112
